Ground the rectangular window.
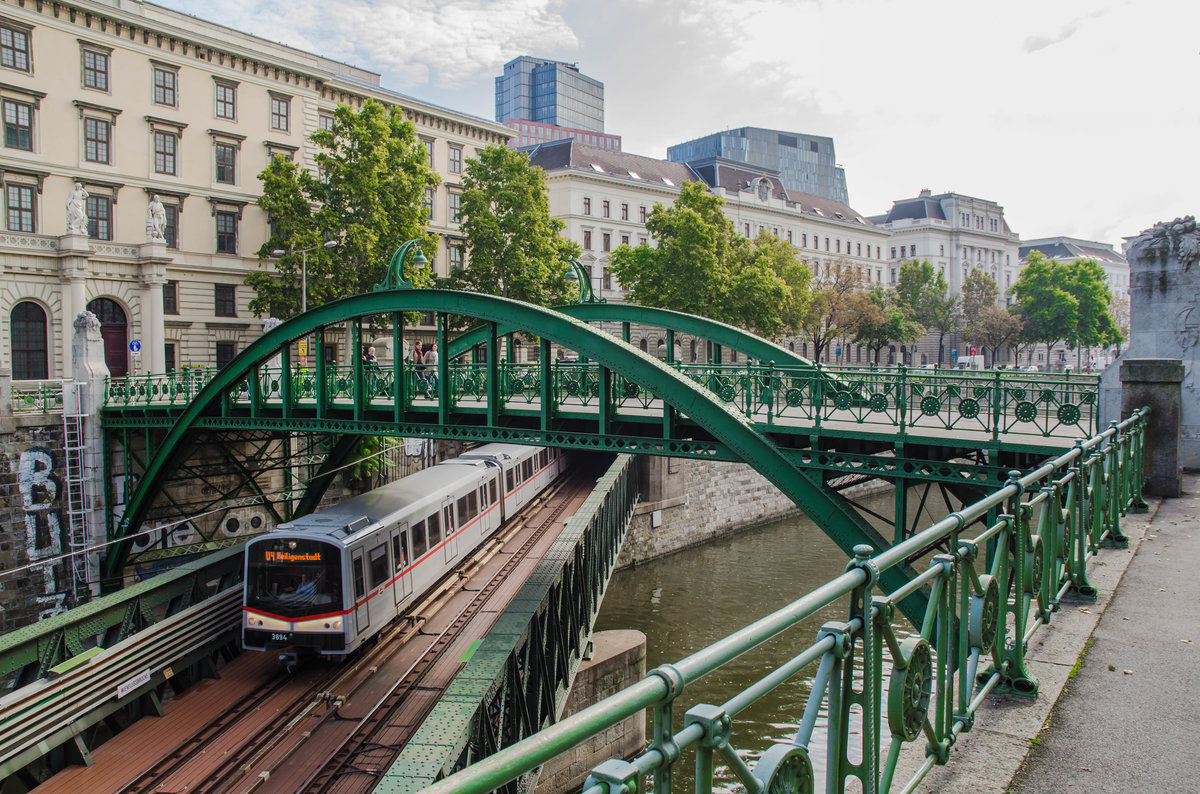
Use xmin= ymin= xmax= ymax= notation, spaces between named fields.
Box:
xmin=583 ymin=197 xmax=591 ymax=215
xmin=215 ymin=211 xmax=238 ymax=255
xmin=448 ymin=146 xmax=462 ymax=174
xmin=214 ymin=283 xmax=237 ymax=316
xmin=583 ymin=230 xmax=591 ymax=250
xmin=900 ymin=246 xmax=906 ymax=258
xmin=449 ymin=244 xmax=464 ymax=270
xmin=427 ymin=512 xmax=441 ymax=546
xmin=216 ymin=341 xmax=236 ymax=369
xmin=86 ymin=195 xmax=111 ymax=240
xmin=802 ymin=234 xmax=807 ymax=247
xmin=0 ymin=25 xmax=30 ymax=72
xmin=3 ymin=100 xmax=31 ymax=150
xmin=163 ymin=204 xmax=178 ymax=249
xmin=318 ymin=112 xmax=334 ymax=131
xmin=393 ymin=532 xmax=408 ymax=570
xmin=6 ymin=183 xmax=33 ymax=231
xmin=215 ymin=81 xmax=236 ymax=119
xmin=620 ymin=203 xmax=629 ymax=220
xmin=639 ymin=206 xmax=647 ymax=223
xmin=368 ymin=544 xmax=388 ymax=589
xmin=824 ymin=237 xmax=830 ymax=251
xmin=164 ymin=342 xmax=176 ymax=373
xmin=422 ymin=187 xmax=434 ymax=220
xmin=856 ymin=242 xmax=862 ymax=256
xmin=449 ymin=191 xmax=461 ymax=223
xmin=421 ymin=138 xmax=433 ymax=168
xmin=215 ymin=143 xmax=236 ymax=183
xmin=270 ymin=95 xmax=289 ymax=132
xmin=621 ymin=234 xmax=629 ymax=246
xmin=744 ymin=223 xmax=750 ymax=237
xmin=153 ymin=65 xmax=176 ymax=106
xmin=84 ymin=117 xmax=110 ymax=163
xmin=154 ymin=131 xmax=177 ymax=175
xmin=82 ymin=49 xmax=108 ymax=91
xmin=412 ymin=521 xmax=427 ymax=558
xmin=603 ymin=268 xmax=612 ymax=290
xmin=602 ymin=200 xmax=610 ymax=218
xmin=163 ymin=280 xmax=178 ymax=314
xmin=602 ymin=232 xmax=611 ymax=252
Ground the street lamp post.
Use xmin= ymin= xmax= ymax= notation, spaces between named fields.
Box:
xmin=374 ymin=239 xmax=429 ymax=291
xmin=272 ymin=239 xmax=337 ymax=315
xmin=562 ymin=257 xmax=603 ymax=304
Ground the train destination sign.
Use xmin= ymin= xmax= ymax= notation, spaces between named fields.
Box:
xmin=265 ymin=550 xmax=323 ymax=563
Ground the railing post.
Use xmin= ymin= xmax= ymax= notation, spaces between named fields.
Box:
xmin=486 ymin=322 xmax=499 ymax=428
xmin=813 ymin=362 xmax=824 ymax=430
xmin=392 ymin=311 xmax=404 ymax=422
xmin=437 ymin=312 xmax=450 ymax=425
xmin=897 ymin=365 xmax=908 ymax=437
xmin=539 ymin=337 xmax=551 ymax=431
xmin=352 ymin=318 xmax=364 ymax=421
xmin=991 ymin=369 xmax=1002 ymax=442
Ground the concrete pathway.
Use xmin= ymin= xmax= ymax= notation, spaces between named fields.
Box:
xmin=893 ymin=477 xmax=1192 ymax=792
xmin=1009 ymin=478 xmax=1200 ymax=792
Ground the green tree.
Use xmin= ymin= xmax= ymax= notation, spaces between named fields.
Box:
xmin=1064 ymin=257 xmax=1123 ymax=359
xmin=609 ymin=182 xmax=792 ymax=333
xmin=246 ymin=100 xmax=438 ymax=318
xmin=854 ymin=286 xmax=925 ymax=364
xmin=895 ymin=259 xmax=959 ymax=364
xmin=968 ymin=305 xmax=1024 ymax=366
xmin=447 ymin=146 xmax=578 ymax=305
xmin=1011 ymin=251 xmax=1078 ymax=364
xmin=798 ymin=261 xmax=872 ymax=363
xmin=961 ymin=268 xmax=999 ymax=321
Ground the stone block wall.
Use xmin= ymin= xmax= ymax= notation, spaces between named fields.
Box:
xmin=535 ymin=630 xmax=646 ymax=794
xmin=0 ymin=414 xmax=72 ymax=629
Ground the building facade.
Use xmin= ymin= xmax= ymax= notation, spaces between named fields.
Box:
xmin=0 ymin=0 xmax=509 ymax=382
xmin=667 ymin=127 xmax=850 ymax=206
xmin=527 ymin=139 xmax=890 ymax=365
xmin=495 ymin=56 xmax=604 ymax=133
xmin=502 ymin=118 xmax=620 ymax=151
xmin=869 ymin=189 xmax=1022 ymax=303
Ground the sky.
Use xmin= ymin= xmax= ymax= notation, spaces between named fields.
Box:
xmin=158 ymin=0 xmax=1198 ymax=249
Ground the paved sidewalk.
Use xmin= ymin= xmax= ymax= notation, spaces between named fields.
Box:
xmin=893 ymin=478 xmax=1182 ymax=792
xmin=1010 ymin=479 xmax=1200 ymax=792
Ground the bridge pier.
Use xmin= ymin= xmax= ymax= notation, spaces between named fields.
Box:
xmin=1120 ymin=358 xmax=1182 ymax=496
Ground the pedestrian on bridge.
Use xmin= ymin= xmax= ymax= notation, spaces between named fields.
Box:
xmin=412 ymin=341 xmax=426 ymax=393
xmin=423 ymin=342 xmax=439 ymax=397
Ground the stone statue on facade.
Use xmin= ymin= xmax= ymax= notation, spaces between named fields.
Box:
xmin=1128 ymin=216 xmax=1200 ymax=272
xmin=65 ymin=182 xmax=89 ymax=236
xmin=146 ymin=194 xmax=167 ymax=242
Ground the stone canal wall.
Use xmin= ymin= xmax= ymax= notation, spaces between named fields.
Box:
xmin=616 ymin=456 xmax=890 ymax=569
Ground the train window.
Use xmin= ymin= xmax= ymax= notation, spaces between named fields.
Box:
xmin=467 ymin=491 xmax=478 ymax=517
xmin=489 ymin=480 xmax=497 ymax=504
xmin=506 ymin=470 xmax=514 ymax=490
xmin=412 ymin=521 xmax=427 ymax=558
xmin=525 ymin=459 xmax=533 ymax=480
xmin=393 ymin=533 xmax=408 ymax=571
xmin=457 ymin=494 xmax=469 ymax=523
xmin=540 ymin=450 xmax=548 ymax=467
xmin=428 ymin=512 xmax=442 ymax=547
xmin=368 ymin=544 xmax=388 ymax=589
xmin=353 ymin=557 xmax=366 ymax=600
xmin=479 ymin=486 xmax=487 ymax=507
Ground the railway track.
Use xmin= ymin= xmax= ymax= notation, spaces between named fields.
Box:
xmin=105 ymin=470 xmax=591 ymax=794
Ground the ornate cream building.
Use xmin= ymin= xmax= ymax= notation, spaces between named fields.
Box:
xmin=0 ymin=0 xmax=509 ymax=381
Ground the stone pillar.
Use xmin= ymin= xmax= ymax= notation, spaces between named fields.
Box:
xmin=534 ymin=630 xmax=647 ymax=794
xmin=57 ymin=234 xmax=92 ymax=380
xmin=1121 ymin=358 xmax=1183 ymax=497
xmin=69 ymin=311 xmax=110 ymax=594
xmin=138 ymin=243 xmax=171 ymax=375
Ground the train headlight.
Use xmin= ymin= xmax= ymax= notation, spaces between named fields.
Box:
xmin=332 ymin=619 xmax=342 ymax=630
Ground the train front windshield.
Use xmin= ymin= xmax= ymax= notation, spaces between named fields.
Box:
xmin=246 ymin=537 xmax=343 ymax=618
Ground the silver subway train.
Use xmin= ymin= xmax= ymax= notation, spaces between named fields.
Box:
xmin=242 ymin=444 xmax=565 ymax=659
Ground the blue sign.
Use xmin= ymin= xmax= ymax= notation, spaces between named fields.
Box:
xmin=835 ymin=346 xmax=842 ymax=357
xmin=951 ymin=349 xmax=957 ymax=358
xmin=129 ymin=340 xmax=142 ymax=354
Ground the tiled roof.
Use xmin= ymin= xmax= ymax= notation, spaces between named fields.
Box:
xmin=1020 ymin=237 xmax=1126 ymax=265
xmin=524 ymin=139 xmax=694 ymax=187
xmin=877 ymin=198 xmax=948 ymax=223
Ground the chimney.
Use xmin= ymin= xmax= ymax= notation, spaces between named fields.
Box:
xmin=918 ymin=188 xmax=932 ymax=198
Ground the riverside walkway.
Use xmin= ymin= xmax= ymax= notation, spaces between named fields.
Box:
xmin=910 ymin=475 xmax=1196 ymax=793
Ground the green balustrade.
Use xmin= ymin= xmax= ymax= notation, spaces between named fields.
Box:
xmin=410 ymin=408 xmax=1148 ymax=794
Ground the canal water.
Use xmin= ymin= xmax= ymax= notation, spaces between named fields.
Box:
xmin=592 ymin=486 xmax=947 ymax=791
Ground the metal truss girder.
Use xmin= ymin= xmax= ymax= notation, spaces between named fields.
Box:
xmin=780 ymin=448 xmax=1011 ymax=488
xmin=109 ymin=290 xmax=880 ymax=583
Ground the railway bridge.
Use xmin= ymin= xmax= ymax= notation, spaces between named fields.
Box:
xmin=0 ymin=262 xmax=1147 ymax=793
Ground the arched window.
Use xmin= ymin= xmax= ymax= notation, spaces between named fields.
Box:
xmin=789 ymin=341 xmax=795 ymax=352
xmin=11 ymin=301 xmax=47 ymax=380
xmin=689 ymin=340 xmax=697 ymax=363
xmin=639 ymin=338 xmax=649 ymax=353
xmin=87 ymin=297 xmax=129 ymax=376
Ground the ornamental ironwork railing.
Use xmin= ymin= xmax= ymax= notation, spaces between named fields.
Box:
xmin=411 ymin=408 xmax=1148 ymax=794
xmin=103 ymin=363 xmax=1100 ymax=442
xmin=11 ymin=381 xmax=63 ymax=414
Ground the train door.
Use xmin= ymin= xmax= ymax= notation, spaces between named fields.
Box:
xmin=351 ymin=549 xmax=370 ymax=635
xmin=392 ymin=524 xmax=412 ymax=604
xmin=441 ymin=498 xmax=456 ymax=562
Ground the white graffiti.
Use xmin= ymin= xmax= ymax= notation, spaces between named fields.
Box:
xmin=18 ymin=447 xmax=67 ymax=618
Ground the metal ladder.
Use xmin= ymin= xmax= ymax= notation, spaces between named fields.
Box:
xmin=62 ymin=381 xmax=91 ymax=597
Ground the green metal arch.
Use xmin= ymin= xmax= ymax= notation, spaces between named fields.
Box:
xmin=107 ymin=290 xmax=888 ymax=593
xmin=448 ymin=302 xmax=815 ymax=368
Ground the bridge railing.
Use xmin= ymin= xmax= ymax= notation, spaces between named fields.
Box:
xmin=102 ymin=363 xmax=1099 ymax=441
xmin=11 ymin=381 xmax=64 ymax=414
xmin=416 ymin=408 xmax=1148 ymax=794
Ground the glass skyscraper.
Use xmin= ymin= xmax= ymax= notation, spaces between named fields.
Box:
xmin=667 ymin=127 xmax=849 ymax=204
xmin=495 ymin=56 xmax=605 ymax=133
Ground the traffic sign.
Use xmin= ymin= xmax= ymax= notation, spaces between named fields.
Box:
xmin=129 ymin=340 xmax=142 ymax=354
xmin=298 ymin=340 xmax=308 ymax=357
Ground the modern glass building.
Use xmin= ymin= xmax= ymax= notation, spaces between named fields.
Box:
xmin=667 ymin=127 xmax=849 ymax=204
xmin=495 ymin=56 xmax=605 ymax=133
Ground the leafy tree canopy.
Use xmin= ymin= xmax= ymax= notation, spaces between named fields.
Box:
xmin=609 ymin=182 xmax=796 ymax=334
xmin=1065 ymin=257 xmax=1123 ymax=349
xmin=961 ymin=268 xmax=999 ymax=321
xmin=447 ymin=145 xmax=578 ymax=306
xmin=854 ymin=286 xmax=925 ymax=363
xmin=246 ymin=100 xmax=438 ymax=318
xmin=798 ymin=262 xmax=873 ymax=363
xmin=1011 ymin=251 xmax=1079 ymax=352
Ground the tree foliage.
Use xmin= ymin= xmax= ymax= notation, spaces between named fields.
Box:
xmin=895 ymin=259 xmax=959 ymax=363
xmin=961 ymin=268 xmax=999 ymax=321
xmin=798 ymin=262 xmax=873 ymax=363
xmin=854 ymin=286 xmax=925 ymax=363
xmin=1011 ymin=251 xmax=1079 ymax=359
xmin=1065 ymin=257 xmax=1123 ymax=349
xmin=609 ymin=182 xmax=798 ymax=335
xmin=968 ymin=306 xmax=1024 ymax=366
xmin=246 ymin=100 xmax=438 ymax=318
xmin=447 ymin=146 xmax=578 ymax=305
